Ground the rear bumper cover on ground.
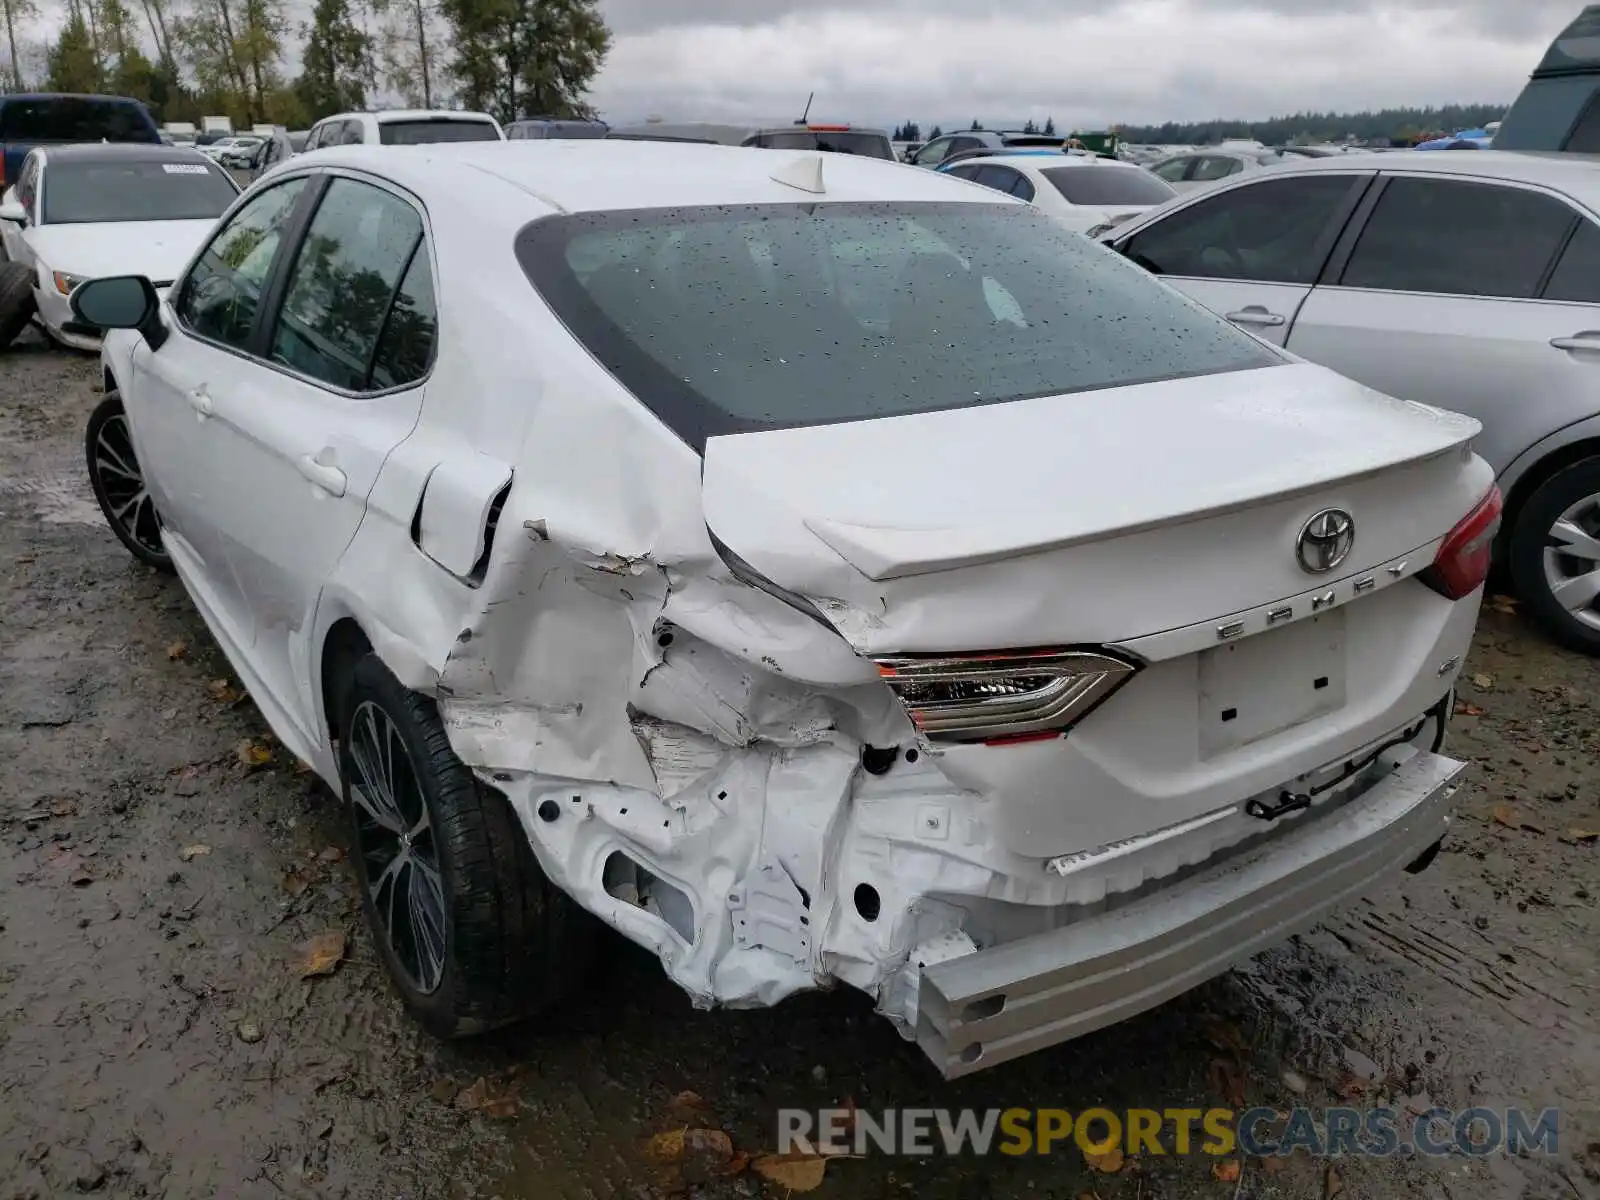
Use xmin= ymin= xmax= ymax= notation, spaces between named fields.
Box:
xmin=916 ymin=745 xmax=1466 ymax=1077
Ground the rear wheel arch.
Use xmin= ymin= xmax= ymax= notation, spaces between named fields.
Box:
xmin=319 ymin=616 xmax=374 ymax=745
xmin=1497 ymin=437 xmax=1600 ymax=559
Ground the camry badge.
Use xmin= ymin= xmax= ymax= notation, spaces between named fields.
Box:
xmin=1296 ymin=508 xmax=1355 ymax=574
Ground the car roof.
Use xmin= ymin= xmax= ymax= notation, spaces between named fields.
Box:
xmin=290 ymin=140 xmax=1005 ymax=218
xmin=606 ymin=121 xmax=888 ymax=144
xmin=0 ymin=91 xmax=149 ymax=105
xmin=36 ymin=143 xmax=215 ymax=166
xmin=1239 ymin=148 xmax=1600 ymax=193
xmin=316 ymin=109 xmax=497 ymax=124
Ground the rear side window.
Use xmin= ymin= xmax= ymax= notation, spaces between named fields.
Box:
xmin=0 ymin=97 xmax=157 ymax=143
xmin=1121 ymin=174 xmax=1360 ymax=284
xmin=1542 ymin=220 xmax=1600 ymax=303
xmin=378 ymin=119 xmax=498 ymax=145
xmin=1341 ymin=178 xmax=1574 ymax=299
xmin=517 ymin=201 xmax=1278 ymax=449
xmin=1041 ymin=166 xmax=1177 ymax=206
xmin=268 ymin=179 xmax=426 ymax=390
xmin=748 ymin=131 xmax=894 ymax=159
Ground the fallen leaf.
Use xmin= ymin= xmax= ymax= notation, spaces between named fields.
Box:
xmin=722 ymin=1150 xmax=750 ymax=1177
xmin=480 ymin=1093 xmax=519 ymax=1119
xmin=1487 ymin=595 xmax=1518 ymax=614
xmin=1566 ymin=828 xmax=1600 ymax=844
xmin=1260 ymin=1155 xmax=1287 ymax=1175
xmin=684 ymin=1127 xmax=733 ymax=1163
xmin=180 ymin=844 xmax=211 ymax=861
xmin=294 ymin=930 xmax=347 ymax=978
xmin=1453 ymin=701 xmax=1485 ymax=717
xmin=207 ymin=678 xmax=237 ymax=703
xmin=1471 ymin=673 xmax=1494 ymax=689
xmin=1083 ymin=1145 xmax=1125 ymax=1174
xmin=750 ymin=1153 xmax=828 ymax=1192
xmin=167 ymin=640 xmax=187 ymax=660
xmin=317 ymin=846 xmax=345 ymax=863
xmin=237 ymin=740 xmax=273 ymax=769
xmin=643 ymin=1128 xmax=686 ymax=1164
xmin=1200 ymin=1015 xmax=1248 ymax=1054
xmin=1326 ymin=1163 xmax=1345 ymax=1199
xmin=1209 ymin=1057 xmax=1246 ymax=1107
xmin=1213 ymin=1159 xmax=1242 ymax=1183
xmin=49 ymin=798 xmax=79 ymax=817
xmin=280 ymin=869 xmax=310 ymax=897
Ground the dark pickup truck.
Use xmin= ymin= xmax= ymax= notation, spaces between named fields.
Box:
xmin=0 ymin=93 xmax=161 ymax=196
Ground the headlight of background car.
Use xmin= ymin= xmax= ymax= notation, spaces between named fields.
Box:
xmin=53 ymin=271 xmax=88 ymax=296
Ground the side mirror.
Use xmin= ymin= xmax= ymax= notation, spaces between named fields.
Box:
xmin=0 ymin=196 xmax=25 ymax=225
xmin=71 ymin=275 xmax=169 ymax=350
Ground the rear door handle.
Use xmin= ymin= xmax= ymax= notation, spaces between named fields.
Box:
xmin=297 ymin=452 xmax=348 ymax=497
xmin=186 ymin=385 xmax=212 ymax=416
xmin=1223 ymin=306 xmax=1286 ymax=328
xmin=1550 ymin=331 xmax=1600 ymax=352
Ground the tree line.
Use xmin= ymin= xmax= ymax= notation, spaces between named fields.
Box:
xmin=892 ymin=105 xmax=1507 ymax=145
xmin=0 ymin=0 xmax=609 ymax=129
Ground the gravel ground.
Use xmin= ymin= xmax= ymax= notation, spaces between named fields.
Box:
xmin=1 ymin=333 xmax=1597 ymax=1200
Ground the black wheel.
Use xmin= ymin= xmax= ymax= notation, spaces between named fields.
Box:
xmin=339 ymin=653 xmax=593 ymax=1036
xmin=1509 ymin=458 xmax=1600 ymax=655
xmin=84 ymin=393 xmax=174 ymax=572
xmin=0 ymin=260 xmax=35 ymax=350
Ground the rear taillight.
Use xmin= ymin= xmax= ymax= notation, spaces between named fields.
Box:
xmin=1419 ymin=485 xmax=1503 ymax=600
xmin=873 ymin=649 xmax=1137 ymax=745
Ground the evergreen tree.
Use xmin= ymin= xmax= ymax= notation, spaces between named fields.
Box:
xmin=440 ymin=0 xmax=609 ymax=123
xmin=1043 ymin=116 xmax=1055 ymax=136
xmin=47 ymin=8 xmax=102 ymax=92
xmin=296 ymin=0 xmax=374 ymax=118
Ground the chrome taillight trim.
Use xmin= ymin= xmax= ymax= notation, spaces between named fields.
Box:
xmin=874 ymin=649 xmax=1138 ymax=743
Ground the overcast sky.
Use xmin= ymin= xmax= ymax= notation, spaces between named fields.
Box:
xmin=588 ymin=0 xmax=1575 ymax=127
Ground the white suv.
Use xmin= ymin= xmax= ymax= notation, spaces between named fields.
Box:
xmin=301 ymin=109 xmax=503 ymax=151
xmin=72 ymin=141 xmax=1491 ymax=1078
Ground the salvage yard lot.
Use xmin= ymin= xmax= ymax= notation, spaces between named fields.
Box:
xmin=1 ymin=335 xmax=1596 ymax=1199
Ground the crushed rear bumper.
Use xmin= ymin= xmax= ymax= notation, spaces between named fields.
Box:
xmin=915 ymin=745 xmax=1466 ymax=1077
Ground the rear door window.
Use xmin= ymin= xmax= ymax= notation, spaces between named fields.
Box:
xmin=1340 ymin=177 xmax=1574 ymax=299
xmin=267 ymin=179 xmax=426 ymax=390
xmin=1121 ymin=174 xmax=1362 ymax=283
xmin=1541 ymin=219 xmax=1600 ymax=303
xmin=0 ymin=97 xmax=156 ymax=143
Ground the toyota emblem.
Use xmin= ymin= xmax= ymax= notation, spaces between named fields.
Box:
xmin=1296 ymin=508 xmax=1355 ymax=574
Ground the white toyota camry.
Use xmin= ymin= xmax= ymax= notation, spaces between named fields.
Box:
xmin=0 ymin=142 xmax=240 ymax=350
xmin=73 ymin=140 xmax=1496 ymax=1077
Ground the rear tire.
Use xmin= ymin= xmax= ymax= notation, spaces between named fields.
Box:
xmin=340 ymin=653 xmax=594 ymax=1037
xmin=1508 ymin=458 xmax=1600 ymax=655
xmin=0 ymin=261 xmax=36 ymax=350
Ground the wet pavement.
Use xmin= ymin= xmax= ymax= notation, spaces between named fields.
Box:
xmin=1 ymin=334 xmax=1597 ymax=1199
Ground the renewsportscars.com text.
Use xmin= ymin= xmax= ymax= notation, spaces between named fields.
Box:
xmin=778 ymin=1106 xmax=1561 ymax=1159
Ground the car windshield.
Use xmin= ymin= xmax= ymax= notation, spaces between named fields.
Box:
xmin=1040 ymin=166 xmax=1178 ymax=206
xmin=378 ymin=119 xmax=499 ymax=145
xmin=43 ymin=160 xmax=238 ymax=224
xmin=749 ymin=130 xmax=895 ymax=158
xmin=518 ymin=201 xmax=1278 ymax=448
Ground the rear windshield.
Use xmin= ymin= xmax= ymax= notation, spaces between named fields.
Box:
xmin=1040 ymin=165 xmax=1177 ymax=206
xmin=0 ymin=97 xmax=157 ymax=143
xmin=378 ymin=119 xmax=499 ymax=145
xmin=749 ymin=131 xmax=895 ymax=159
xmin=517 ymin=201 xmax=1278 ymax=448
xmin=43 ymin=159 xmax=238 ymax=224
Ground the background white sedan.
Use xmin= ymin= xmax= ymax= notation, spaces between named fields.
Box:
xmin=939 ymin=151 xmax=1179 ymax=233
xmin=0 ymin=143 xmax=239 ymax=350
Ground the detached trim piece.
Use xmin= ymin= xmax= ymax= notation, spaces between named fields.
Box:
xmin=874 ymin=648 xmax=1137 ymax=743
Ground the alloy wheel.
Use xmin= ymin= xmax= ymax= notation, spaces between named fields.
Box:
xmin=348 ymin=700 xmax=448 ymax=994
xmin=92 ymin=413 xmax=165 ymax=559
xmin=1542 ymin=493 xmax=1600 ymax=634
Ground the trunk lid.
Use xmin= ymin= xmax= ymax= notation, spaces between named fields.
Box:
xmin=702 ymin=361 xmax=1483 ymax=655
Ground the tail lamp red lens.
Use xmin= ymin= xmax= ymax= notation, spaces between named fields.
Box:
xmin=1420 ymin=485 xmax=1502 ymax=601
